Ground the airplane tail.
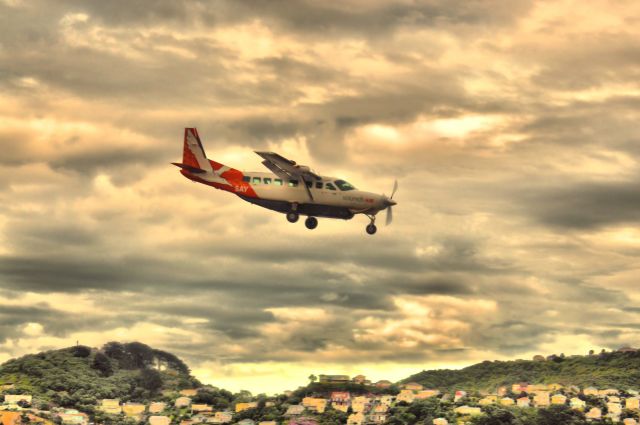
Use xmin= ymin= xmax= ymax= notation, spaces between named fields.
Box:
xmin=180 ymin=128 xmax=214 ymax=173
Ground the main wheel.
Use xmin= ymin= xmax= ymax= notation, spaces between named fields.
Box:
xmin=286 ymin=212 xmax=299 ymax=223
xmin=366 ymin=224 xmax=377 ymax=235
xmin=305 ymin=216 xmax=318 ymax=229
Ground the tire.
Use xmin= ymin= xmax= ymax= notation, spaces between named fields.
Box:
xmin=286 ymin=212 xmax=299 ymax=223
xmin=366 ymin=224 xmax=377 ymax=235
xmin=305 ymin=216 xmax=318 ymax=229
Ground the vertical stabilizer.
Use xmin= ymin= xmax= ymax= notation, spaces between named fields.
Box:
xmin=183 ymin=128 xmax=214 ymax=173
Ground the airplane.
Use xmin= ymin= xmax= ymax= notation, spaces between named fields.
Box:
xmin=173 ymin=128 xmax=397 ymax=234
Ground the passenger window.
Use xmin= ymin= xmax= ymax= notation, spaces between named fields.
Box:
xmin=274 ymin=179 xmax=283 ymax=186
xmin=242 ymin=176 xmax=251 ymax=182
xmin=326 ymin=183 xmax=336 ymax=190
xmin=315 ymin=182 xmax=323 ymax=189
xmin=306 ymin=181 xmax=313 ymax=188
xmin=288 ymin=180 xmax=298 ymax=187
xmin=264 ymin=178 xmax=272 ymax=185
xmin=252 ymin=177 xmax=261 ymax=184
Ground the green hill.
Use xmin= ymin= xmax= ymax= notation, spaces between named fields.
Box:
xmin=0 ymin=342 xmax=201 ymax=411
xmin=403 ymin=350 xmax=640 ymax=392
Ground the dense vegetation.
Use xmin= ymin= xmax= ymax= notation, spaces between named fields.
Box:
xmin=0 ymin=342 xmax=200 ymax=411
xmin=403 ymin=350 xmax=640 ymax=392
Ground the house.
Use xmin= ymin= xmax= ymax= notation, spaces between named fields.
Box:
xmin=211 ymin=411 xmax=233 ymax=424
xmin=479 ymin=396 xmax=496 ymax=406
xmin=396 ymin=390 xmax=416 ymax=404
xmin=302 ymin=398 xmax=326 ymax=413
xmin=549 ymin=384 xmax=564 ymax=391
xmin=149 ymin=402 xmax=167 ymax=413
xmin=368 ymin=413 xmax=387 ymax=424
xmin=318 ymin=375 xmax=350 ymax=384
xmin=236 ymin=420 xmax=255 ymax=425
xmin=99 ymin=399 xmax=122 ymax=414
xmin=497 ymin=386 xmax=508 ymax=396
xmin=330 ymin=392 xmax=351 ymax=403
xmin=517 ymin=397 xmax=530 ymax=408
xmin=181 ymin=389 xmax=199 ymax=397
xmin=500 ymin=397 xmax=514 ymax=406
xmin=192 ymin=404 xmax=213 ymax=413
xmin=0 ymin=412 xmax=21 ymax=425
xmin=346 ymin=412 xmax=364 ymax=425
xmin=626 ymin=396 xmax=640 ymax=410
xmin=433 ymin=419 xmax=448 ymax=425
xmin=512 ymin=383 xmax=528 ymax=394
xmin=331 ymin=403 xmax=349 ymax=413
xmin=352 ymin=375 xmax=370 ymax=385
xmin=623 ymin=419 xmax=638 ymax=425
xmin=149 ymin=416 xmax=171 ymax=425
xmin=235 ymin=402 xmax=258 ymax=413
xmin=350 ymin=396 xmax=370 ymax=413
xmin=285 ymin=405 xmax=305 ymax=416
xmin=288 ymin=418 xmax=317 ymax=425
xmin=583 ymin=387 xmax=598 ymax=396
xmin=372 ymin=404 xmax=389 ymax=414
xmin=551 ymin=394 xmax=567 ymax=405
xmin=375 ymin=380 xmax=392 ymax=389
xmin=2 ymin=395 xmax=32 ymax=405
xmin=528 ymin=384 xmax=549 ymax=393
xmin=175 ymin=397 xmax=192 ymax=408
xmin=534 ymin=392 xmax=550 ymax=407
xmin=454 ymin=406 xmax=481 ymax=416
xmin=608 ymin=396 xmax=621 ymax=403
xmin=122 ymin=403 xmax=146 ymax=417
xmin=585 ymin=407 xmax=601 ymax=420
xmin=258 ymin=422 xmax=277 ymax=425
xmin=415 ymin=390 xmax=440 ymax=400
xmin=570 ymin=397 xmax=585 ymax=410
xmin=599 ymin=388 xmax=619 ymax=397
xmin=378 ymin=395 xmax=394 ymax=406
xmin=606 ymin=402 xmax=622 ymax=415
xmin=403 ymin=382 xmax=424 ymax=391
xmin=454 ymin=391 xmax=466 ymax=402
xmin=58 ymin=409 xmax=89 ymax=425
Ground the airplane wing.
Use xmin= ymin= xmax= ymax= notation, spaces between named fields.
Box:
xmin=255 ymin=151 xmax=321 ymax=201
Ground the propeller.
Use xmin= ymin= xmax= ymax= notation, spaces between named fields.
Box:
xmin=384 ymin=179 xmax=398 ymax=226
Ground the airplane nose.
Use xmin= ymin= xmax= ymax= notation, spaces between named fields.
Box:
xmin=383 ymin=197 xmax=397 ymax=207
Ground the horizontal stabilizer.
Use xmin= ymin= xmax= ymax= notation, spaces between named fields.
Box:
xmin=171 ymin=162 xmax=207 ymax=174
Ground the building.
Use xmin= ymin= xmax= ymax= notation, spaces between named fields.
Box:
xmin=517 ymin=397 xmax=530 ymax=408
xmin=433 ymin=419 xmax=448 ymax=425
xmin=454 ymin=406 xmax=482 ymax=416
xmin=623 ymin=419 xmax=638 ymax=425
xmin=570 ymin=397 xmax=585 ymax=410
xmin=599 ymin=388 xmax=619 ymax=397
xmin=551 ymin=394 xmax=567 ymax=405
xmin=585 ymin=407 xmax=601 ymax=420
xmin=500 ymin=397 xmax=514 ymax=406
xmin=606 ymin=402 xmax=622 ymax=415
xmin=302 ymin=398 xmax=326 ymax=413
xmin=285 ymin=405 xmax=305 ymax=416
xmin=368 ymin=413 xmax=387 ymax=424
xmin=149 ymin=416 xmax=171 ymax=425
xmin=192 ymin=404 xmax=212 ymax=412
xmin=454 ymin=391 xmax=466 ymax=402
xmin=403 ymin=382 xmax=424 ymax=391
xmin=396 ymin=390 xmax=416 ymax=404
xmin=375 ymin=380 xmax=392 ymax=389
xmin=352 ymin=375 xmax=371 ymax=385
xmin=583 ymin=387 xmax=598 ymax=396
xmin=2 ymin=395 xmax=32 ymax=405
xmin=180 ymin=389 xmax=199 ymax=397
xmin=331 ymin=402 xmax=349 ymax=413
xmin=479 ymin=396 xmax=496 ymax=406
xmin=258 ymin=422 xmax=277 ymax=425
xmin=99 ymin=399 xmax=122 ymax=415
xmin=149 ymin=402 xmax=167 ymax=413
xmin=175 ymin=397 xmax=192 ymax=408
xmin=319 ymin=375 xmax=350 ymax=384
xmin=549 ymin=384 xmax=564 ymax=391
xmin=532 ymin=355 xmax=545 ymax=361
xmin=378 ymin=395 xmax=394 ymax=406
xmin=512 ymin=383 xmax=528 ymax=394
xmin=330 ymin=392 xmax=351 ymax=403
xmin=236 ymin=420 xmax=255 ymax=425
xmin=351 ymin=396 xmax=370 ymax=413
xmin=534 ymin=392 xmax=550 ymax=407
xmin=415 ymin=390 xmax=440 ymax=400
xmin=346 ymin=412 xmax=365 ymax=425
xmin=211 ymin=411 xmax=233 ymax=423
xmin=626 ymin=396 xmax=640 ymax=410
xmin=122 ymin=403 xmax=146 ymax=417
xmin=235 ymin=402 xmax=258 ymax=413
xmin=58 ymin=410 xmax=89 ymax=425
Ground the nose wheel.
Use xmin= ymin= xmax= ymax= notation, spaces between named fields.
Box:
xmin=305 ymin=216 xmax=318 ymax=229
xmin=365 ymin=214 xmax=377 ymax=235
xmin=286 ymin=212 xmax=299 ymax=223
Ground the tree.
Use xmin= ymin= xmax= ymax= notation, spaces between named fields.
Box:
xmin=138 ymin=368 xmax=163 ymax=392
xmin=92 ymin=352 xmax=113 ymax=377
xmin=308 ymin=374 xmax=317 ymax=384
xmin=71 ymin=345 xmax=92 ymax=358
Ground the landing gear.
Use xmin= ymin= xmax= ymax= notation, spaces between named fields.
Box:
xmin=286 ymin=212 xmax=299 ymax=223
xmin=365 ymin=214 xmax=377 ymax=235
xmin=305 ymin=216 xmax=318 ymax=230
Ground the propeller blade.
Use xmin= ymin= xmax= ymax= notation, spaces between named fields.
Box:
xmin=386 ymin=206 xmax=393 ymax=226
xmin=390 ymin=179 xmax=398 ymax=199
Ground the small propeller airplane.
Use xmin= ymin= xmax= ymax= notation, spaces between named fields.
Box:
xmin=173 ymin=128 xmax=397 ymax=234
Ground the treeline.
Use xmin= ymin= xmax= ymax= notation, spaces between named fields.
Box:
xmin=403 ymin=350 xmax=640 ymax=392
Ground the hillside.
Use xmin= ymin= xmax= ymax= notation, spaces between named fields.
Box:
xmin=0 ymin=342 xmax=200 ymax=411
xmin=403 ymin=350 xmax=640 ymax=392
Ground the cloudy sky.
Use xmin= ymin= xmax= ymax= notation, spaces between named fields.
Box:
xmin=1 ymin=0 xmax=640 ymax=394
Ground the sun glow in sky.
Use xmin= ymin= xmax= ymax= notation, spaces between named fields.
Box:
xmin=2 ymin=0 xmax=640 ymax=394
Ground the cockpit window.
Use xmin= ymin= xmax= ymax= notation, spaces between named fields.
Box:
xmin=335 ymin=179 xmax=356 ymax=191
xmin=326 ymin=182 xmax=336 ymax=190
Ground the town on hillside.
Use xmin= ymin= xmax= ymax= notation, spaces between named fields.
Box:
xmin=2 ymin=345 xmax=640 ymax=425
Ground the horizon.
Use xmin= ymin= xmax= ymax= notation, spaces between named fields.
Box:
xmin=2 ymin=0 xmax=640 ymax=397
